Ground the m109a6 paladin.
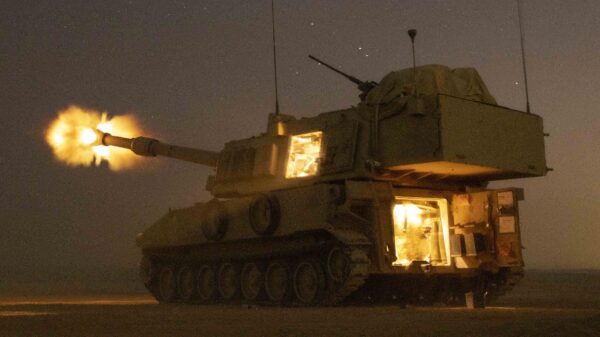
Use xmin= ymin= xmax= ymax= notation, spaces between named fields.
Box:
xmin=97 ymin=64 xmax=547 ymax=307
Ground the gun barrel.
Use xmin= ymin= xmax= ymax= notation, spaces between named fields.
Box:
xmin=309 ymin=55 xmax=363 ymax=85
xmin=100 ymin=132 xmax=219 ymax=167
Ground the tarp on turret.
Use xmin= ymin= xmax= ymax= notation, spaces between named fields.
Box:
xmin=365 ymin=64 xmax=497 ymax=107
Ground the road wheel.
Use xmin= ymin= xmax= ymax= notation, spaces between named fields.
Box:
xmin=158 ymin=266 xmax=178 ymax=303
xmin=326 ymin=247 xmax=350 ymax=282
xmin=177 ymin=265 xmax=196 ymax=303
xmin=217 ymin=263 xmax=239 ymax=301
xmin=293 ymin=259 xmax=326 ymax=305
xmin=196 ymin=265 xmax=216 ymax=303
xmin=249 ymin=194 xmax=280 ymax=235
xmin=265 ymin=260 xmax=290 ymax=303
xmin=241 ymin=262 xmax=263 ymax=301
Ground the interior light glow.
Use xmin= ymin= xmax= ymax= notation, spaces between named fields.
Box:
xmin=392 ymin=197 xmax=450 ymax=267
xmin=285 ymin=131 xmax=323 ymax=178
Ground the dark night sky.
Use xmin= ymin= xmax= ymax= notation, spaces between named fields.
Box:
xmin=1 ymin=0 xmax=599 ymax=274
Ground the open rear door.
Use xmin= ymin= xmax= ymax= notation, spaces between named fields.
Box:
xmin=450 ymin=189 xmax=524 ymax=269
xmin=492 ymin=189 xmax=524 ymax=267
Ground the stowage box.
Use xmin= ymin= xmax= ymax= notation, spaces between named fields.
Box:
xmin=381 ymin=94 xmax=546 ymax=180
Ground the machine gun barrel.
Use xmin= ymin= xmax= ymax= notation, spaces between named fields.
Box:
xmin=309 ymin=55 xmax=364 ymax=86
xmin=309 ymin=55 xmax=377 ymax=97
xmin=99 ymin=132 xmax=219 ymax=167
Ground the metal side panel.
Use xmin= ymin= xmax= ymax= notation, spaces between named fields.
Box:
xmin=439 ymin=95 xmax=546 ymax=178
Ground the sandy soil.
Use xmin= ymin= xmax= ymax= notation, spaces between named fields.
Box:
xmin=1 ymin=271 xmax=599 ymax=337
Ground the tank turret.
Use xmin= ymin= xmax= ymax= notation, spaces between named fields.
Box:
xmin=97 ymin=65 xmax=546 ymax=200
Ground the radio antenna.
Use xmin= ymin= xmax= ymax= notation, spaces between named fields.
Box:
xmin=517 ymin=0 xmax=531 ymax=113
xmin=271 ymin=0 xmax=280 ymax=116
xmin=408 ymin=29 xmax=418 ymax=96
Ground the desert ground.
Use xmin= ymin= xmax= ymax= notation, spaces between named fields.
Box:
xmin=1 ymin=271 xmax=599 ymax=337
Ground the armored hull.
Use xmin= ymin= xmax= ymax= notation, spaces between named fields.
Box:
xmin=139 ymin=181 xmax=526 ymax=306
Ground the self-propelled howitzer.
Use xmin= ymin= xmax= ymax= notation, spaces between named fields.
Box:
xmin=102 ymin=64 xmax=547 ymax=308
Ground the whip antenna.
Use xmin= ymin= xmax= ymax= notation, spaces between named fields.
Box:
xmin=517 ymin=0 xmax=531 ymax=113
xmin=271 ymin=0 xmax=280 ymax=116
xmin=408 ymin=29 xmax=418 ymax=96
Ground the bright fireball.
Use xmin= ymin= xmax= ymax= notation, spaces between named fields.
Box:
xmin=46 ymin=105 xmax=140 ymax=170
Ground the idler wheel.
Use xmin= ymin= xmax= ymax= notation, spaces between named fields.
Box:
xmin=293 ymin=259 xmax=326 ymax=305
xmin=177 ymin=265 xmax=196 ymax=302
xmin=326 ymin=247 xmax=350 ymax=282
xmin=240 ymin=262 xmax=263 ymax=301
xmin=217 ymin=263 xmax=239 ymax=301
xmin=249 ymin=194 xmax=280 ymax=236
xmin=158 ymin=266 xmax=178 ymax=303
xmin=196 ymin=265 xmax=216 ymax=302
xmin=265 ymin=260 xmax=290 ymax=303
xmin=202 ymin=201 xmax=228 ymax=241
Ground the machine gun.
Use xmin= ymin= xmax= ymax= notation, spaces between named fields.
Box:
xmin=308 ymin=55 xmax=377 ymax=99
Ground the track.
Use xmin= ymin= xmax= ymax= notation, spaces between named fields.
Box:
xmin=144 ymin=238 xmax=372 ymax=306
